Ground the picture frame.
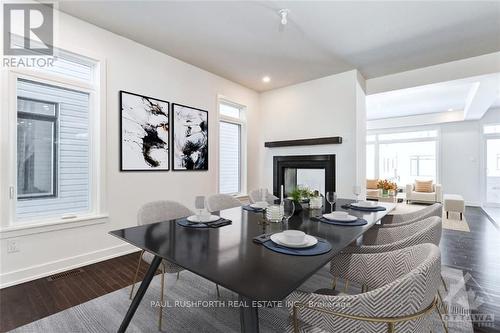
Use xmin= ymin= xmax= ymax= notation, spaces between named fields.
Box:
xmin=119 ymin=90 xmax=170 ymax=171
xmin=172 ymin=103 xmax=209 ymax=171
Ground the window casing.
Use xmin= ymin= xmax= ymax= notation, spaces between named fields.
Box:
xmin=5 ymin=48 xmax=101 ymax=226
xmin=218 ymin=100 xmax=246 ymax=195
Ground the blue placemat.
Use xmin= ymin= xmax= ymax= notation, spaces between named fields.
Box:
xmin=176 ymin=218 xmax=231 ymax=229
xmin=314 ymin=217 xmax=367 ymax=226
xmin=341 ymin=204 xmax=386 ymax=212
xmin=262 ymin=237 xmax=332 ymax=256
xmin=242 ymin=205 xmax=264 ymax=212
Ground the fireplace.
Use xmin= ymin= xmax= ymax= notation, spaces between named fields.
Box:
xmin=273 ymin=155 xmax=336 ymax=197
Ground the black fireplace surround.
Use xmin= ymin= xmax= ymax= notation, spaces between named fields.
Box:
xmin=273 ymin=154 xmax=336 ymax=197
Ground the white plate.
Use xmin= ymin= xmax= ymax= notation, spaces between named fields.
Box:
xmin=250 ymin=203 xmax=268 ymax=209
xmin=187 ymin=215 xmax=221 ymax=223
xmin=270 ymin=233 xmax=318 ymax=248
xmin=322 ymin=213 xmax=358 ymax=222
xmin=351 ymin=201 xmax=378 ymax=208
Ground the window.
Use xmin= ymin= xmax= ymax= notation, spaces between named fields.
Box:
xmin=218 ymin=101 xmax=245 ymax=195
xmin=367 ymin=129 xmax=438 ymax=185
xmin=17 ymin=97 xmax=58 ymax=199
xmin=484 ymin=124 xmax=500 ymax=134
xmin=9 ymin=50 xmax=99 ymax=224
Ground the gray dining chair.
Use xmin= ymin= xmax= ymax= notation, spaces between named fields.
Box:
xmin=381 ymin=203 xmax=442 ymax=226
xmin=288 ymin=243 xmax=446 ymax=333
xmin=130 ymin=200 xmax=192 ymax=330
xmin=206 ymin=193 xmax=242 ymax=212
xmin=248 ymin=188 xmax=279 ymax=204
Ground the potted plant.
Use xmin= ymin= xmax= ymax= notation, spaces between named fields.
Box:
xmin=377 ymin=179 xmax=398 ymax=197
xmin=288 ymin=186 xmax=315 ymax=214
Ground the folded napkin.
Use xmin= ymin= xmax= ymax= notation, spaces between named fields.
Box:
xmin=243 ymin=205 xmax=264 ymax=212
xmin=177 ymin=217 xmax=232 ymax=228
xmin=341 ymin=204 xmax=386 ymax=212
xmin=314 ymin=216 xmax=368 ymax=226
xmin=262 ymin=237 xmax=332 ymax=256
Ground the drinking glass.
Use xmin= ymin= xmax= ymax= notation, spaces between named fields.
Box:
xmin=352 ymin=185 xmax=361 ymax=202
xmin=326 ymin=192 xmax=337 ymax=213
xmin=282 ymin=199 xmax=295 ymax=223
xmin=194 ymin=196 xmax=205 ymax=216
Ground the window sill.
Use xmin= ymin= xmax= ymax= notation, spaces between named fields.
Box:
xmin=0 ymin=214 xmax=109 ymax=239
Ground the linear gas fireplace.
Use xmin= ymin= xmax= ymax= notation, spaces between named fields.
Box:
xmin=273 ymin=154 xmax=336 ymax=197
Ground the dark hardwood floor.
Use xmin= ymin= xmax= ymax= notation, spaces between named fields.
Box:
xmin=441 ymin=207 xmax=500 ymax=332
xmin=0 ymin=252 xmax=152 ymax=332
xmin=0 ymin=207 xmax=499 ymax=332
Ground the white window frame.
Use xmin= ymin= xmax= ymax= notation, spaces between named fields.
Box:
xmin=0 ymin=50 xmax=107 ymax=236
xmin=481 ymin=122 xmax=500 ymax=207
xmin=217 ymin=97 xmax=247 ymax=196
xmin=366 ymin=126 xmax=441 ymax=185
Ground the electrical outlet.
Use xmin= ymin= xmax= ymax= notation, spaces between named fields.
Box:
xmin=7 ymin=240 xmax=20 ymax=253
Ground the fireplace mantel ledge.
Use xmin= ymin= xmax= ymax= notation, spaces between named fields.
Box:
xmin=264 ymin=136 xmax=342 ymax=148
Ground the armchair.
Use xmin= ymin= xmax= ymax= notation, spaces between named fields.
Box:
xmin=406 ymin=183 xmax=442 ymax=204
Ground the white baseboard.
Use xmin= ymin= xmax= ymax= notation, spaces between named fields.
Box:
xmin=0 ymin=243 xmax=138 ymax=289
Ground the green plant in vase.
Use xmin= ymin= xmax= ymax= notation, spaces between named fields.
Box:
xmin=289 ymin=186 xmax=315 ymax=214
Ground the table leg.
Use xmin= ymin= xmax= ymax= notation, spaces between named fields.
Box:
xmin=239 ymin=295 xmax=259 ymax=333
xmin=118 ymin=255 xmax=162 ymax=333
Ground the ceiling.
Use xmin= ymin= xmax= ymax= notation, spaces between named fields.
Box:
xmin=366 ymin=74 xmax=500 ymax=120
xmin=366 ymin=81 xmax=473 ymax=119
xmin=57 ymin=1 xmax=500 ymax=91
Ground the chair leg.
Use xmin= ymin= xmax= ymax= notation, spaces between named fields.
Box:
xmin=387 ymin=322 xmax=395 ymax=333
xmin=343 ymin=279 xmax=349 ymax=293
xmin=460 ymin=212 xmax=463 ymax=220
xmin=332 ymin=276 xmax=337 ymax=290
xmin=437 ymin=290 xmax=448 ymax=314
xmin=129 ymin=250 xmax=144 ymax=300
xmin=441 ymin=274 xmax=448 ymax=292
xmin=292 ymin=305 xmax=299 ymax=333
xmin=176 ymin=272 xmax=180 ymax=280
xmin=435 ymin=303 xmax=449 ymax=333
xmin=158 ymin=265 xmax=165 ymax=331
xmin=216 ymin=284 xmax=221 ymax=298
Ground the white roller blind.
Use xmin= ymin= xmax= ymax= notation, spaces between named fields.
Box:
xmin=219 ymin=121 xmax=240 ymax=194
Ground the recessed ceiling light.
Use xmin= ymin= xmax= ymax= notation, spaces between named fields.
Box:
xmin=447 ymin=108 xmax=454 ymax=112
xmin=262 ymin=76 xmax=271 ymax=83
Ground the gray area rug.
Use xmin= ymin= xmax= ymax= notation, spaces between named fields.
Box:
xmin=11 ymin=265 xmax=472 ymax=333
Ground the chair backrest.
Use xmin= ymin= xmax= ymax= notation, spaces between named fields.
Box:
xmin=137 ymin=200 xmax=193 ymax=225
xmin=372 ymin=243 xmax=442 ymax=315
xmin=377 ymin=216 xmax=442 ymax=248
xmin=248 ymin=188 xmax=278 ymax=204
xmin=206 ymin=194 xmax=242 ymax=212
xmin=388 ymin=203 xmax=442 ymax=225
xmin=318 ymin=243 xmax=441 ymax=332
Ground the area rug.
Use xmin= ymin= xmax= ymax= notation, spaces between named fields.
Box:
xmin=390 ymin=203 xmax=470 ymax=232
xmin=11 ymin=265 xmax=472 ymax=333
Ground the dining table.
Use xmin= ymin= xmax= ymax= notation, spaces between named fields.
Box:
xmin=109 ymin=198 xmax=395 ymax=333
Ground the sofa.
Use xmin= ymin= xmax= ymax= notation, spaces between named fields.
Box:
xmin=366 ymin=179 xmax=380 ymax=199
xmin=406 ymin=181 xmax=442 ymax=204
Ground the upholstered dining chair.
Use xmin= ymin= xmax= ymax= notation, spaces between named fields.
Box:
xmin=381 ymin=203 xmax=442 ymax=226
xmin=206 ymin=193 xmax=242 ymax=212
xmin=248 ymin=188 xmax=279 ymax=204
xmin=330 ymin=216 xmax=448 ymax=315
xmin=130 ymin=200 xmax=193 ymax=330
xmin=288 ymin=243 xmax=446 ymax=333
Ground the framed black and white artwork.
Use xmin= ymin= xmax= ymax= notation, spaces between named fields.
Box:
xmin=172 ymin=103 xmax=208 ymax=171
xmin=120 ymin=91 xmax=170 ymax=171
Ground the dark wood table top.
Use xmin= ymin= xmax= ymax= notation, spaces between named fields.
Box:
xmin=109 ymin=199 xmax=395 ymax=301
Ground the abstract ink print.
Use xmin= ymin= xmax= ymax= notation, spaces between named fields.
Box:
xmin=120 ymin=91 xmax=170 ymax=170
xmin=172 ymin=104 xmax=208 ymax=171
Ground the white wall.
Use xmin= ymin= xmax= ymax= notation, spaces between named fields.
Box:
xmin=0 ymin=11 xmax=260 ymax=287
xmin=258 ymin=70 xmax=366 ymax=198
xmin=367 ymin=108 xmax=500 ymax=206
